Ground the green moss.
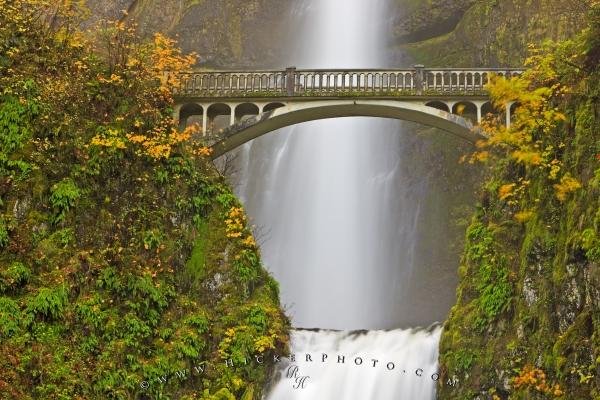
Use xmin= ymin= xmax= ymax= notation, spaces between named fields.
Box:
xmin=186 ymin=219 xmax=208 ymax=280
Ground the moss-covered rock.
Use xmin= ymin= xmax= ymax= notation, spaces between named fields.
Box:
xmin=400 ymin=0 xmax=591 ymax=67
xmin=391 ymin=0 xmax=478 ymax=44
xmin=0 ymin=2 xmax=289 ymax=399
xmin=118 ymin=0 xmax=290 ymax=68
xmin=438 ymin=7 xmax=600 ymax=399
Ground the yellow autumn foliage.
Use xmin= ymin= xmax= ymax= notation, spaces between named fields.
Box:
xmin=513 ymin=365 xmax=564 ymax=397
xmin=498 ymin=183 xmax=516 ymax=200
xmin=151 ymin=33 xmax=197 ymax=98
xmin=83 ymin=21 xmax=204 ymax=160
xmin=512 ymin=149 xmax=543 ymax=165
xmin=242 ymin=235 xmax=257 ymax=248
xmin=553 ymin=174 xmax=582 ymax=201
xmin=514 ymin=210 xmax=534 ymax=223
xmin=225 ymin=207 xmax=247 ymax=239
xmin=468 ymin=41 xmax=584 ymax=206
xmin=254 ymin=335 xmax=276 ymax=353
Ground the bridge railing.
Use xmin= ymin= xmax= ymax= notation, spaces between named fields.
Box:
xmin=175 ymin=67 xmax=523 ymax=98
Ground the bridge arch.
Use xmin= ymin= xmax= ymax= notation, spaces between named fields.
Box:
xmin=209 ymin=100 xmax=485 ymax=160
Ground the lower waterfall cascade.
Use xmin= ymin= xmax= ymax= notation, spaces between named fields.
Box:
xmin=265 ymin=327 xmax=442 ymax=399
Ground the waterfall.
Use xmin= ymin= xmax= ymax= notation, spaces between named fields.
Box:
xmin=266 ymin=327 xmax=441 ymax=399
xmin=227 ymin=0 xmax=470 ymax=398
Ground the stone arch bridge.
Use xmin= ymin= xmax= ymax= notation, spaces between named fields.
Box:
xmin=173 ymin=66 xmax=522 ymax=159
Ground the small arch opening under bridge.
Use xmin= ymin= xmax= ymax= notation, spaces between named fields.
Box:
xmin=235 ymin=103 xmax=260 ymax=123
xmin=179 ymin=103 xmax=203 ymax=130
xmin=263 ymin=102 xmax=286 ymax=113
xmin=425 ymin=101 xmax=450 ymax=113
xmin=207 ymin=103 xmax=231 ymax=132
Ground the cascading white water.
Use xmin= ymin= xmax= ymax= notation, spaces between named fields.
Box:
xmin=266 ymin=327 xmax=441 ymax=399
xmin=228 ymin=0 xmax=469 ymax=398
xmin=234 ymin=0 xmax=455 ymax=332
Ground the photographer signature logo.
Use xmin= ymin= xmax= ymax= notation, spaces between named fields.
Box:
xmin=137 ymin=352 xmax=460 ymax=391
xmin=285 ymin=365 xmax=310 ymax=389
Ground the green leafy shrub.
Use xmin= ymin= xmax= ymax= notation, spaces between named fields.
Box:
xmin=465 ymin=222 xmax=513 ymax=329
xmin=233 ymin=249 xmax=260 ymax=285
xmin=0 ymin=217 xmax=9 ymax=248
xmin=0 ymin=261 xmax=31 ymax=292
xmin=449 ymin=349 xmax=477 ymax=373
xmin=53 ymin=228 xmax=75 ymax=248
xmin=142 ymin=229 xmax=163 ymax=250
xmin=49 ymin=178 xmax=81 ymax=223
xmin=174 ymin=315 xmax=209 ymax=357
xmin=246 ymin=305 xmax=268 ymax=332
xmin=0 ymin=85 xmax=38 ymax=179
xmin=581 ymin=228 xmax=600 ymax=262
xmin=26 ymin=285 xmax=69 ymax=320
xmin=216 ymin=191 xmax=239 ymax=210
xmin=0 ymin=296 xmax=23 ymax=337
xmin=201 ymin=388 xmax=236 ymax=400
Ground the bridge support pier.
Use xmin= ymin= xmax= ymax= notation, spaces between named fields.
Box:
xmin=173 ymin=104 xmax=182 ymax=125
xmin=202 ymin=106 xmax=208 ymax=136
xmin=230 ymin=104 xmax=237 ymax=126
xmin=446 ymin=101 xmax=457 ymax=114
xmin=472 ymin=100 xmax=487 ymax=124
xmin=505 ymin=101 xmax=515 ymax=128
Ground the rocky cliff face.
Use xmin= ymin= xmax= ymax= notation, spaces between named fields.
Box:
xmin=0 ymin=3 xmax=290 ymax=399
xmin=86 ymin=0 xmax=292 ymax=68
xmin=391 ymin=0 xmax=478 ymax=45
xmin=85 ymin=0 xmax=590 ymax=68
xmin=396 ymin=0 xmax=590 ymax=67
xmin=438 ymin=63 xmax=600 ymax=400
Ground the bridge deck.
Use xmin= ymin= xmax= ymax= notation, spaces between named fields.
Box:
xmin=173 ymin=67 xmax=522 ymax=156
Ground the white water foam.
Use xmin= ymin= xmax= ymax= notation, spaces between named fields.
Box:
xmin=265 ymin=327 xmax=442 ymax=400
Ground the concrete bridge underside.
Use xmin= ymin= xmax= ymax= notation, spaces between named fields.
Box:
xmin=175 ymin=98 xmax=516 ymax=160
xmin=194 ymin=100 xmax=482 ymax=159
